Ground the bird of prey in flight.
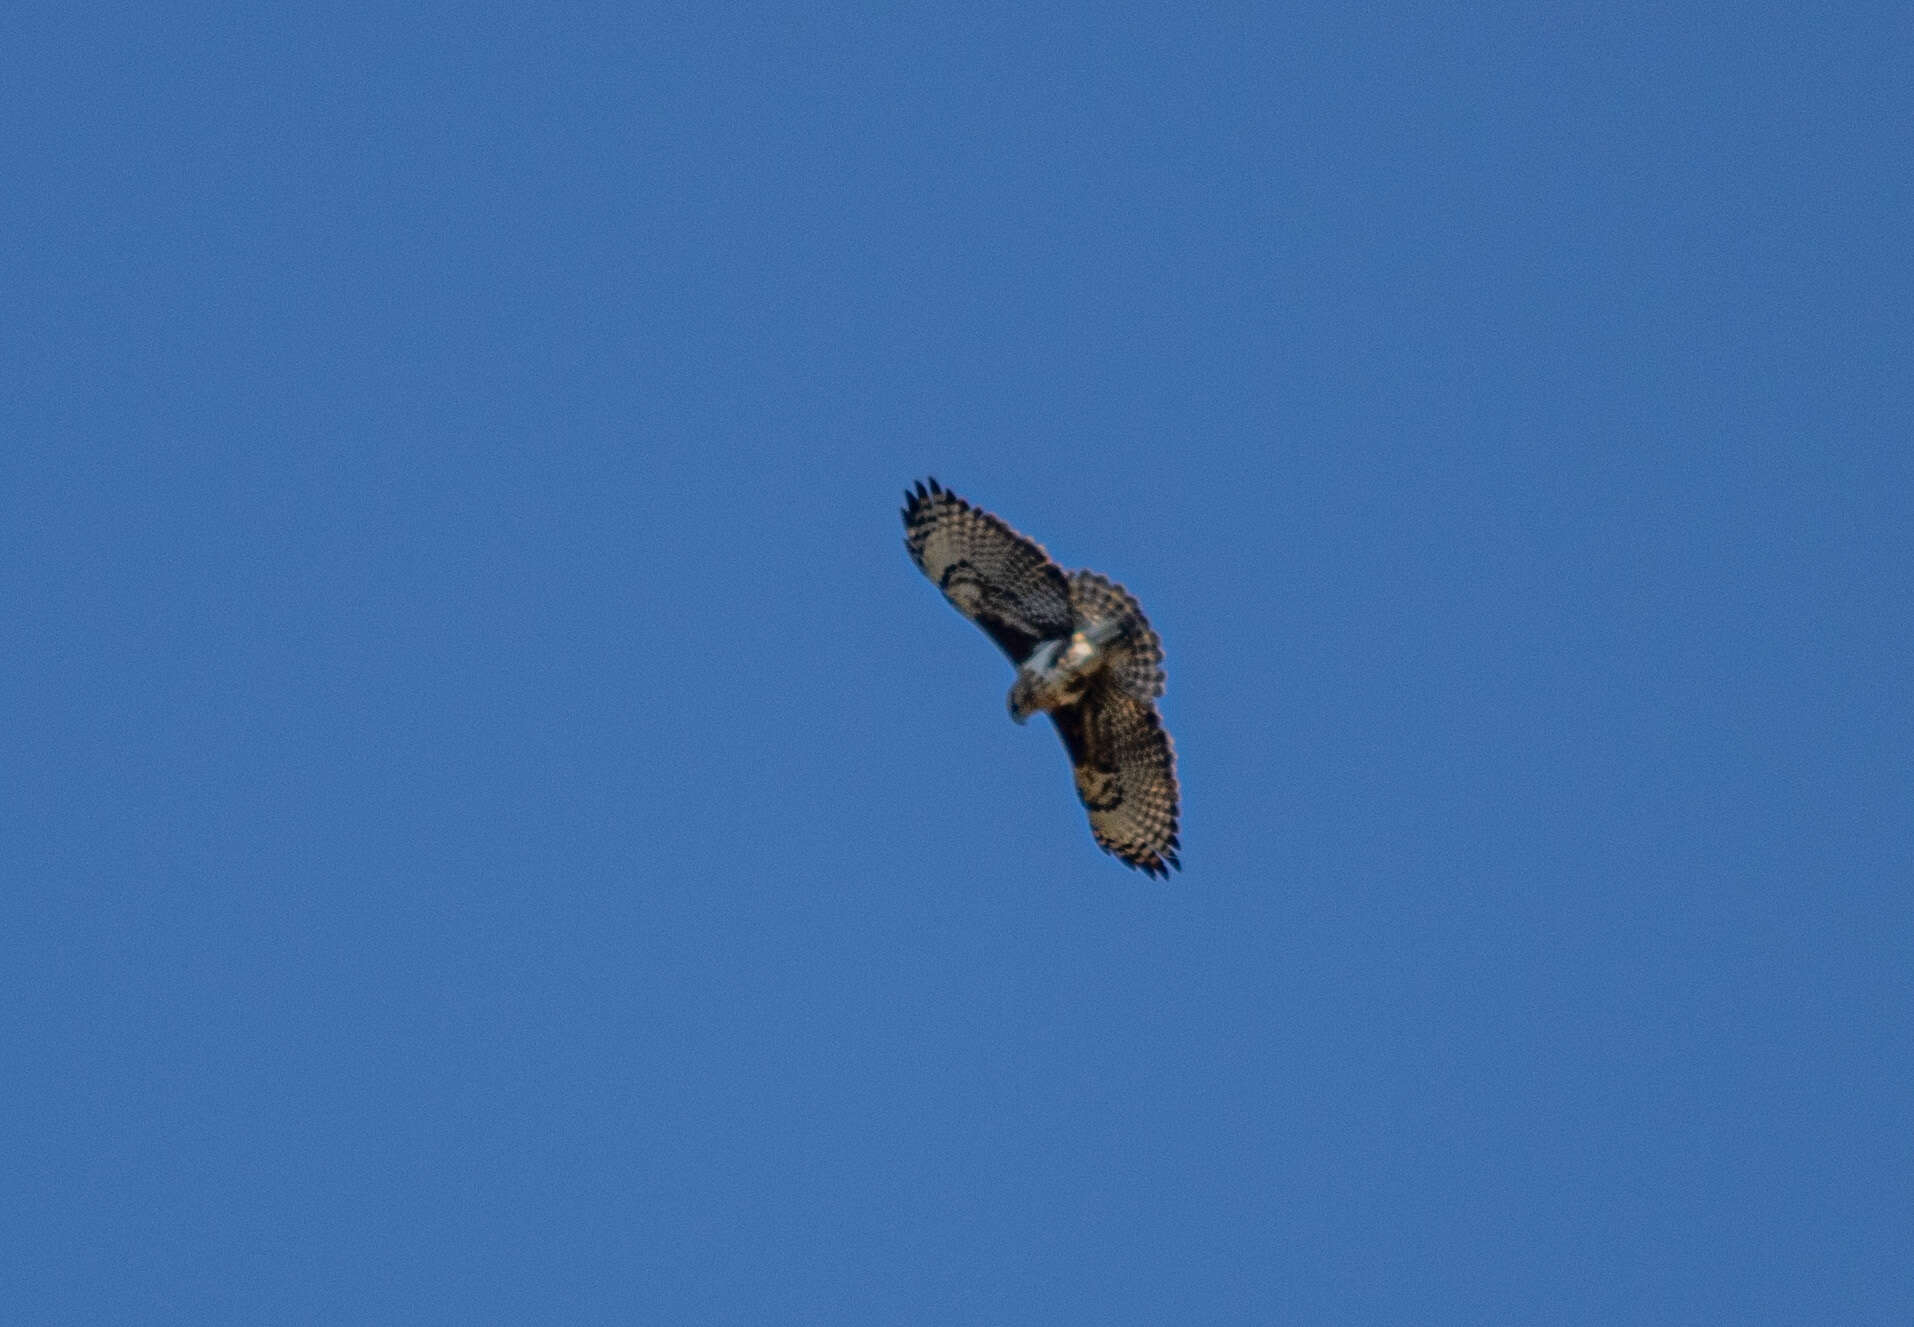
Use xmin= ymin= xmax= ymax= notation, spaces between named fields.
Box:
xmin=902 ymin=478 xmax=1180 ymax=877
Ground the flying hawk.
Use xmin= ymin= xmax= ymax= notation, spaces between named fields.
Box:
xmin=901 ymin=478 xmax=1180 ymax=877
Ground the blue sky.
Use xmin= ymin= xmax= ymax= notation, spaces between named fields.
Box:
xmin=5 ymin=3 xmax=1910 ymax=1321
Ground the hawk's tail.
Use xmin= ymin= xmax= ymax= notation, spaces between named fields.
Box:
xmin=1068 ymin=570 xmax=1166 ymax=701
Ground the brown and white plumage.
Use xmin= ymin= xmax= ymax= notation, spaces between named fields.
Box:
xmin=901 ymin=478 xmax=1180 ymax=877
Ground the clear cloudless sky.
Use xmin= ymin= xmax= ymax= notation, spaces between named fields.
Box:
xmin=4 ymin=3 xmax=1909 ymax=1322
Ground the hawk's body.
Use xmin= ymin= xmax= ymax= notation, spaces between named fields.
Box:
xmin=902 ymin=478 xmax=1180 ymax=877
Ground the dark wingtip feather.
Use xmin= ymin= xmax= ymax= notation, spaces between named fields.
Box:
xmin=903 ymin=478 xmax=936 ymax=522
xmin=905 ymin=477 xmax=958 ymax=520
xmin=1133 ymin=847 xmax=1181 ymax=879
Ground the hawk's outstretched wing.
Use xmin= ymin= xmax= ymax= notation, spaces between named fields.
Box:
xmin=1050 ymin=678 xmax=1181 ymax=878
xmin=902 ymin=478 xmax=1072 ymax=665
